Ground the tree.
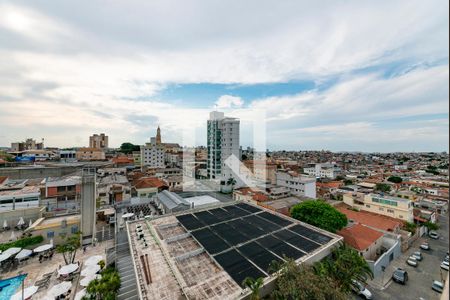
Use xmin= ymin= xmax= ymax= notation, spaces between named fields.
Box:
xmin=84 ymin=267 xmax=121 ymax=300
xmin=226 ymin=177 xmax=237 ymax=186
xmin=387 ymin=176 xmax=402 ymax=183
xmin=119 ymin=143 xmax=140 ymax=154
xmin=314 ymin=244 xmax=373 ymax=293
xmin=271 ymin=259 xmax=347 ymax=300
xmin=242 ymin=277 xmax=264 ymax=300
xmin=403 ymin=221 xmax=417 ymax=234
xmin=343 ymin=179 xmax=353 ymax=186
xmin=423 ymin=221 xmax=439 ymax=231
xmin=290 ymin=200 xmax=347 ymax=233
xmin=375 ymin=183 xmax=391 ymax=193
xmin=56 ymin=232 xmax=81 ymax=265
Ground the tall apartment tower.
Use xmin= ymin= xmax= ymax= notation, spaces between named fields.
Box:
xmin=140 ymin=127 xmax=165 ymax=168
xmin=80 ymin=167 xmax=97 ymax=245
xmin=207 ymin=111 xmax=240 ymax=181
xmin=89 ymin=133 xmax=108 ymax=149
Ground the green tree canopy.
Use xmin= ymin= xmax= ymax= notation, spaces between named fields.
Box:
xmin=387 ymin=176 xmax=403 ymax=183
xmin=314 ymin=244 xmax=373 ymax=293
xmin=271 ymin=259 xmax=347 ymax=300
xmin=119 ymin=143 xmax=140 ymax=154
xmin=242 ymin=277 xmax=264 ymax=300
xmin=84 ymin=267 xmax=121 ymax=300
xmin=290 ymin=200 xmax=347 ymax=233
xmin=56 ymin=232 xmax=81 ymax=265
xmin=375 ymin=183 xmax=391 ymax=193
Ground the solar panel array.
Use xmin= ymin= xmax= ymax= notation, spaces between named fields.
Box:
xmin=175 ymin=203 xmax=334 ymax=286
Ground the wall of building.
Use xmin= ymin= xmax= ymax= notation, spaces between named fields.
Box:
xmin=367 ymin=236 xmax=401 ymax=278
xmin=0 ymin=165 xmax=80 ymax=179
xmin=0 ymin=206 xmax=45 ymax=228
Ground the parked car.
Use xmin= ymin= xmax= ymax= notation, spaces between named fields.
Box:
xmin=407 ymin=257 xmax=418 ymax=267
xmin=429 ymin=231 xmax=439 ymax=239
xmin=351 ymin=280 xmax=373 ymax=299
xmin=420 ymin=243 xmax=430 ymax=250
xmin=432 ymin=280 xmax=444 ymax=293
xmin=444 ymin=255 xmax=449 ymax=262
xmin=412 ymin=251 xmax=423 ymax=261
xmin=441 ymin=261 xmax=449 ymax=271
xmin=392 ymin=268 xmax=408 ymax=284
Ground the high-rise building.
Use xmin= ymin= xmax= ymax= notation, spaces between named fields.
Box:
xmin=207 ymin=111 xmax=240 ymax=181
xmin=11 ymin=138 xmax=44 ymax=151
xmin=141 ymin=127 xmax=165 ymax=168
xmin=89 ymin=133 xmax=108 ymax=149
xmin=80 ymin=167 xmax=97 ymax=245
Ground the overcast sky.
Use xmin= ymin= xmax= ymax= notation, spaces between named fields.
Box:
xmin=0 ymin=0 xmax=448 ymax=152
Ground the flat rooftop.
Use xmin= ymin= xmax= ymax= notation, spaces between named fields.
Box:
xmin=127 ymin=202 xmax=341 ymax=300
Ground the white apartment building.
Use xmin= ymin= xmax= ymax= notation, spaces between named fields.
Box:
xmin=343 ymin=192 xmax=414 ymax=222
xmin=207 ymin=111 xmax=240 ymax=182
xmin=276 ymin=171 xmax=317 ymax=198
xmin=141 ymin=140 xmax=165 ymax=168
xmin=303 ymin=163 xmax=341 ymax=179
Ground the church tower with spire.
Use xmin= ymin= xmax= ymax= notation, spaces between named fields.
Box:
xmin=156 ymin=125 xmax=162 ymax=145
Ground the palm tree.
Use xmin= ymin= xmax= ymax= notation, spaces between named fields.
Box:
xmin=226 ymin=177 xmax=237 ymax=186
xmin=242 ymin=277 xmax=264 ymax=300
xmin=56 ymin=232 xmax=81 ymax=265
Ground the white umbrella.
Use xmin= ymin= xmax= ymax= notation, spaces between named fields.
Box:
xmin=58 ymin=263 xmax=79 ymax=276
xmin=3 ymin=219 xmax=8 ymax=228
xmin=122 ymin=212 xmax=134 ymax=219
xmin=15 ymin=249 xmax=33 ymax=260
xmin=74 ymin=288 xmax=87 ymax=300
xmin=4 ymin=247 xmax=21 ymax=256
xmin=0 ymin=253 xmax=12 ymax=263
xmin=17 ymin=217 xmax=25 ymax=226
xmin=84 ymin=255 xmax=103 ymax=266
xmin=11 ymin=285 xmax=38 ymax=300
xmin=139 ymin=210 xmax=144 ymax=218
xmin=50 ymin=238 xmax=54 ymax=246
xmin=10 ymin=231 xmax=16 ymax=240
xmin=80 ymin=274 xmax=101 ymax=287
xmin=46 ymin=281 xmax=72 ymax=298
xmin=29 ymin=219 xmax=33 ymax=227
xmin=81 ymin=264 xmax=100 ymax=276
xmin=33 ymin=244 xmax=53 ymax=253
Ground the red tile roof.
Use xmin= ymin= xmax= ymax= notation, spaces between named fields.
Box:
xmin=338 ymin=223 xmax=384 ymax=251
xmin=134 ymin=177 xmax=167 ymax=189
xmin=0 ymin=159 xmax=6 ymax=164
xmin=112 ymin=156 xmax=134 ymax=164
xmin=317 ymin=181 xmax=343 ymax=189
xmin=0 ymin=176 xmax=8 ymax=184
xmin=336 ymin=205 xmax=402 ymax=232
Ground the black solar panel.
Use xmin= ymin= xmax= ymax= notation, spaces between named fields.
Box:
xmin=289 ymin=224 xmax=332 ymax=244
xmin=176 ymin=214 xmax=205 ymax=230
xmin=211 ymin=223 xmax=249 ymax=246
xmin=191 ymin=228 xmax=229 ymax=254
xmin=243 ymin=215 xmax=281 ymax=232
xmin=207 ymin=208 xmax=234 ymax=221
xmin=227 ymin=218 xmax=266 ymax=240
xmin=238 ymin=242 xmax=282 ymax=274
xmin=221 ymin=205 xmax=250 ymax=218
xmin=273 ymin=230 xmax=320 ymax=253
xmin=214 ymin=249 xmax=266 ymax=286
xmin=256 ymin=235 xmax=304 ymax=259
xmin=257 ymin=211 xmax=292 ymax=227
xmin=193 ymin=211 xmax=221 ymax=226
xmin=236 ymin=203 xmax=262 ymax=213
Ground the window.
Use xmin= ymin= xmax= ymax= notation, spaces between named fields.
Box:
xmin=379 ymin=207 xmax=384 ymax=211
xmin=366 ymin=204 xmax=371 ymax=208
xmin=399 ymin=215 xmax=403 ymax=219
xmin=71 ymin=225 xmax=78 ymax=234
xmin=47 ymin=231 xmax=54 ymax=238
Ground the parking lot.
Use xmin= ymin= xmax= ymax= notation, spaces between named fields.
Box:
xmin=365 ymin=214 xmax=449 ymax=300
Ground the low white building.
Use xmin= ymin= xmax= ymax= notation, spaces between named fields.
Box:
xmin=303 ymin=163 xmax=341 ymax=179
xmin=276 ymin=171 xmax=316 ymax=198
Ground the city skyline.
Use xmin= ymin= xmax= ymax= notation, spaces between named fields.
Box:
xmin=0 ymin=1 xmax=448 ymax=152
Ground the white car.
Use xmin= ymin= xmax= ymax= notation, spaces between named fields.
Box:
xmin=351 ymin=280 xmax=372 ymax=299
xmin=407 ymin=257 xmax=418 ymax=267
xmin=429 ymin=231 xmax=439 ymax=239
xmin=441 ymin=261 xmax=449 ymax=271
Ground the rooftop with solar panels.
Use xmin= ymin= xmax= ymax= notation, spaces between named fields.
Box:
xmin=126 ymin=201 xmax=343 ymax=300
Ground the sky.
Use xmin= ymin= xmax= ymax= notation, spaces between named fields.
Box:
xmin=0 ymin=0 xmax=448 ymax=152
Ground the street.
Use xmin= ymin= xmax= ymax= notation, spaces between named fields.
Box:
xmin=361 ymin=214 xmax=449 ymax=300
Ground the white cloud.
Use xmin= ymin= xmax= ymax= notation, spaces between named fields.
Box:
xmin=215 ymin=95 xmax=244 ymax=109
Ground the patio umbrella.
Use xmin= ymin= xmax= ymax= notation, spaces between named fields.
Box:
xmin=3 ymin=219 xmax=7 ymax=229
xmin=84 ymin=255 xmax=103 ymax=266
xmin=11 ymin=285 xmax=38 ymax=300
xmin=15 ymin=249 xmax=33 ymax=260
xmin=122 ymin=212 xmax=134 ymax=219
xmin=139 ymin=210 xmax=144 ymax=218
xmin=33 ymin=244 xmax=53 ymax=253
xmin=10 ymin=231 xmax=15 ymax=240
xmin=74 ymin=288 xmax=87 ymax=300
xmin=4 ymin=247 xmax=21 ymax=256
xmin=58 ymin=263 xmax=79 ymax=276
xmin=80 ymin=274 xmax=101 ymax=287
xmin=29 ymin=219 xmax=33 ymax=227
xmin=81 ymin=264 xmax=100 ymax=276
xmin=17 ymin=217 xmax=25 ymax=227
xmin=0 ymin=253 xmax=12 ymax=263
xmin=50 ymin=238 xmax=54 ymax=246
xmin=46 ymin=281 xmax=72 ymax=298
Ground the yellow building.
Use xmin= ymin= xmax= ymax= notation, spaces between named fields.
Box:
xmin=343 ymin=192 xmax=413 ymax=222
